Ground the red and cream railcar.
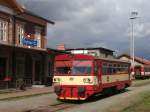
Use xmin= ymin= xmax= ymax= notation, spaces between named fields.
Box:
xmin=134 ymin=65 xmax=150 ymax=79
xmin=53 ymin=54 xmax=131 ymax=100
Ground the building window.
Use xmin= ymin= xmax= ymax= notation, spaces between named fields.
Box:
xmin=17 ymin=24 xmax=24 ymax=45
xmin=35 ymin=27 xmax=41 ymax=48
xmin=0 ymin=19 xmax=8 ymax=41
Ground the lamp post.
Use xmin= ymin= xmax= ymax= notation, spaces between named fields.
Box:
xmin=130 ymin=11 xmax=138 ymax=75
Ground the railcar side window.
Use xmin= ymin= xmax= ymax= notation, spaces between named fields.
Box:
xmin=102 ymin=63 xmax=129 ymax=75
xmin=94 ymin=61 xmax=98 ymax=74
xmin=112 ymin=65 xmax=117 ymax=74
xmin=145 ymin=67 xmax=150 ymax=72
xmin=102 ymin=63 xmax=108 ymax=75
xmin=94 ymin=65 xmax=98 ymax=75
xmin=116 ymin=64 xmax=128 ymax=74
xmin=146 ymin=67 xmax=150 ymax=72
xmin=108 ymin=67 xmax=112 ymax=75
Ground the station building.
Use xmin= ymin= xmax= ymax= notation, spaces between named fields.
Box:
xmin=0 ymin=0 xmax=55 ymax=89
xmin=66 ymin=47 xmax=114 ymax=59
xmin=118 ymin=54 xmax=150 ymax=66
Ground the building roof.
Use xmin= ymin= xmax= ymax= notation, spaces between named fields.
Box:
xmin=23 ymin=9 xmax=55 ymax=24
xmin=66 ymin=47 xmax=114 ymax=52
xmin=118 ymin=54 xmax=150 ymax=65
xmin=0 ymin=0 xmax=24 ymax=12
xmin=0 ymin=0 xmax=55 ymax=24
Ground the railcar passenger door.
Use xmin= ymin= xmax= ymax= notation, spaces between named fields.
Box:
xmin=95 ymin=61 xmax=102 ymax=86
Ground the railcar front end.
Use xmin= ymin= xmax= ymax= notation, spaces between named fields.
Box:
xmin=53 ymin=55 xmax=97 ymax=100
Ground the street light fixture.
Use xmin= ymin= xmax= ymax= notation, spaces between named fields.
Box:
xmin=130 ymin=11 xmax=138 ymax=75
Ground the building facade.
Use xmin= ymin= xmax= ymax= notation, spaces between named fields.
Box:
xmin=46 ymin=48 xmax=69 ymax=86
xmin=66 ymin=47 xmax=114 ymax=58
xmin=118 ymin=54 xmax=150 ymax=67
xmin=0 ymin=0 xmax=54 ymax=89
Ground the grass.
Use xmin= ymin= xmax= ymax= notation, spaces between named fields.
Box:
xmin=0 ymin=92 xmax=53 ymax=101
xmin=121 ymin=91 xmax=150 ymax=112
xmin=132 ymin=79 xmax=150 ymax=87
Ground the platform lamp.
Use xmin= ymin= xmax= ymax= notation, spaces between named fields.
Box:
xmin=130 ymin=11 xmax=138 ymax=76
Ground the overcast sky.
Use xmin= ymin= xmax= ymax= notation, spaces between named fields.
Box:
xmin=17 ymin=0 xmax=150 ymax=59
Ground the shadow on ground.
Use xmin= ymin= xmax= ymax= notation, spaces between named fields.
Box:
xmin=59 ymin=89 xmax=130 ymax=104
xmin=23 ymin=89 xmax=130 ymax=112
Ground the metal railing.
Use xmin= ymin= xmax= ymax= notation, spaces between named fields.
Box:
xmin=15 ymin=78 xmax=32 ymax=89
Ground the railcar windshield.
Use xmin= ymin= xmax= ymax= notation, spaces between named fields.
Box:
xmin=72 ymin=61 xmax=92 ymax=74
xmin=72 ymin=67 xmax=92 ymax=74
xmin=55 ymin=60 xmax=92 ymax=75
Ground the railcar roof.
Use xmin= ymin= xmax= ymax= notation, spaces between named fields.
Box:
xmin=95 ymin=57 xmax=130 ymax=63
xmin=55 ymin=54 xmax=95 ymax=60
xmin=56 ymin=54 xmax=130 ymax=63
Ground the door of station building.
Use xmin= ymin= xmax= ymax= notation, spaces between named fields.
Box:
xmin=0 ymin=58 xmax=6 ymax=80
xmin=16 ymin=58 xmax=24 ymax=79
xmin=25 ymin=55 xmax=32 ymax=78
xmin=34 ymin=61 xmax=41 ymax=83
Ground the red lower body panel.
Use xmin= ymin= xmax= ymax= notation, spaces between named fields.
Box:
xmin=54 ymin=85 xmax=97 ymax=100
xmin=102 ymin=80 xmax=131 ymax=90
xmin=54 ymin=80 xmax=131 ymax=100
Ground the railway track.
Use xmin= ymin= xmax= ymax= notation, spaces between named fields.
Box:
xmin=25 ymin=102 xmax=77 ymax=112
xmin=24 ymin=89 xmax=130 ymax=112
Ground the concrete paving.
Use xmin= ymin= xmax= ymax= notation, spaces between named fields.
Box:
xmin=0 ymin=93 xmax=58 ymax=112
xmin=59 ymin=84 xmax=150 ymax=112
xmin=0 ymin=82 xmax=150 ymax=112
xmin=0 ymin=87 xmax=53 ymax=100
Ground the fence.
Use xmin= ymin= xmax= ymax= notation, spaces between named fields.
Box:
xmin=15 ymin=78 xmax=32 ymax=89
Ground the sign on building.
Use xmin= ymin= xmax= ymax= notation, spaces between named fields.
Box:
xmin=22 ymin=38 xmax=37 ymax=47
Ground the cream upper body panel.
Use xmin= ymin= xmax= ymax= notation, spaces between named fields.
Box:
xmin=53 ymin=73 xmax=130 ymax=86
xmin=53 ymin=76 xmax=98 ymax=85
xmin=102 ymin=74 xmax=130 ymax=84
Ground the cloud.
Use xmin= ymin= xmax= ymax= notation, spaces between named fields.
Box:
xmin=17 ymin=0 xmax=150 ymax=59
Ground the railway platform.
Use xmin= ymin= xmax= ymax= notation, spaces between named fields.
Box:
xmin=0 ymin=86 xmax=53 ymax=100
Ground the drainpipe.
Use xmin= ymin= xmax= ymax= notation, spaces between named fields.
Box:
xmin=12 ymin=11 xmax=25 ymax=87
xmin=12 ymin=15 xmax=16 ymax=87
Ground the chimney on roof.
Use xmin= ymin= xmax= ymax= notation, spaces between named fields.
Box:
xmin=20 ymin=0 xmax=26 ymax=9
xmin=57 ymin=43 xmax=66 ymax=51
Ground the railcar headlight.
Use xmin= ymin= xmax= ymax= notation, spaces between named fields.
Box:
xmin=83 ymin=78 xmax=92 ymax=83
xmin=53 ymin=78 xmax=61 ymax=82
